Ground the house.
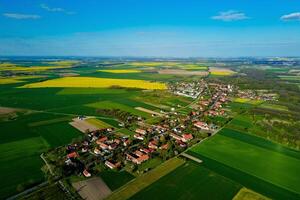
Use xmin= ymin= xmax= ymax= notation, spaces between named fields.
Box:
xmin=148 ymin=140 xmax=158 ymax=149
xmin=83 ymin=169 xmax=91 ymax=177
xmin=135 ymin=128 xmax=147 ymax=135
xmin=182 ymin=133 xmax=193 ymax=142
xmin=134 ymin=134 xmax=144 ymax=140
xmin=99 ymin=142 xmax=109 ymax=150
xmin=96 ymin=136 xmax=108 ymax=144
xmin=105 ymin=161 xmax=121 ymax=169
xmin=160 ymin=143 xmax=169 ymax=150
xmin=67 ymin=152 xmax=79 ymax=159
xmin=94 ymin=148 xmax=101 ymax=155
xmin=169 ymin=133 xmax=182 ymax=141
xmin=194 ymin=121 xmax=209 ymax=130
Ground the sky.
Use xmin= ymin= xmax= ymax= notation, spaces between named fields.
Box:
xmin=0 ymin=0 xmax=300 ymax=57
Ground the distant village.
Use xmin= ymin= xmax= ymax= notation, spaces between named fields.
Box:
xmin=47 ymin=79 xmax=274 ymax=179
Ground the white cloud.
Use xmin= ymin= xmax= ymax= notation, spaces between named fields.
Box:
xmin=212 ymin=10 xmax=249 ymax=22
xmin=40 ymin=4 xmax=76 ymax=15
xmin=3 ymin=13 xmax=41 ymax=19
xmin=280 ymin=12 xmax=300 ymax=21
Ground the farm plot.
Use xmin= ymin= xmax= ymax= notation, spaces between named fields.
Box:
xmin=209 ymin=67 xmax=236 ymax=76
xmin=188 ymin=128 xmax=300 ymax=199
xmin=0 ymin=137 xmax=48 ymax=199
xmin=129 ymin=161 xmax=241 ymax=200
xmin=87 ymin=101 xmax=152 ymax=118
xmin=233 ymin=188 xmax=270 ymax=200
xmin=69 ymin=118 xmax=98 ymax=133
xmin=85 ymin=118 xmax=113 ymax=129
xmin=20 ymin=77 xmax=167 ymax=90
xmin=106 ymin=157 xmax=184 ymax=200
xmin=100 ymin=170 xmax=135 ymax=191
xmin=72 ymin=177 xmax=112 ymax=200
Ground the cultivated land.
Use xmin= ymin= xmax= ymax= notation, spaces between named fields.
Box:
xmin=1 ymin=58 xmax=300 ymax=199
xmin=20 ymin=77 xmax=167 ymax=90
xmin=129 ymin=161 xmax=241 ymax=200
xmin=105 ymin=157 xmax=185 ymax=200
xmin=188 ymin=128 xmax=300 ymax=199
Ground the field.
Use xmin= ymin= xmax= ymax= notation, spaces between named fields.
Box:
xmin=20 ymin=77 xmax=167 ymax=90
xmin=0 ymin=112 xmax=82 ymax=198
xmin=187 ymin=128 xmax=300 ymax=199
xmin=0 ymin=137 xmax=48 ymax=198
xmin=209 ymin=67 xmax=236 ymax=76
xmin=100 ymin=170 xmax=135 ymax=191
xmin=98 ymin=69 xmax=142 ymax=73
xmin=85 ymin=118 xmax=113 ymax=129
xmin=106 ymin=157 xmax=185 ymax=200
xmin=129 ymin=161 xmax=241 ymax=200
xmin=233 ymin=188 xmax=270 ymax=200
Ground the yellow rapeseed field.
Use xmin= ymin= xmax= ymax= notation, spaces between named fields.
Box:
xmin=0 ymin=75 xmax=45 ymax=85
xmin=98 ymin=69 xmax=142 ymax=73
xmin=20 ymin=77 xmax=167 ymax=90
xmin=130 ymin=62 xmax=180 ymax=67
xmin=209 ymin=67 xmax=236 ymax=76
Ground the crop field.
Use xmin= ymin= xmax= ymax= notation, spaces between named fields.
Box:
xmin=0 ymin=75 xmax=45 ymax=85
xmin=130 ymin=161 xmax=241 ymax=200
xmin=106 ymin=157 xmax=185 ymax=200
xmin=187 ymin=128 xmax=300 ymax=199
xmin=98 ymin=69 xmax=142 ymax=73
xmin=31 ymin=121 xmax=81 ymax=147
xmin=0 ymin=112 xmax=82 ymax=197
xmin=85 ymin=118 xmax=113 ymax=129
xmin=259 ymin=103 xmax=289 ymax=111
xmin=100 ymin=170 xmax=135 ymax=191
xmin=0 ymin=137 xmax=48 ymax=198
xmin=233 ymin=98 xmax=263 ymax=105
xmin=209 ymin=67 xmax=236 ymax=76
xmin=20 ymin=77 xmax=167 ymax=90
xmin=233 ymin=188 xmax=270 ymax=200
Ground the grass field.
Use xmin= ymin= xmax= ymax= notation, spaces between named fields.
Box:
xmin=129 ymin=161 xmax=241 ymax=200
xmin=106 ymin=157 xmax=185 ymax=200
xmin=188 ymin=128 xmax=300 ymax=199
xmin=259 ymin=103 xmax=289 ymax=111
xmin=20 ymin=77 xmax=167 ymax=90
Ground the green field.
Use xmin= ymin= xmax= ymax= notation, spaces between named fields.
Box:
xmin=0 ymin=137 xmax=48 ymax=198
xmin=100 ymin=170 xmax=135 ymax=191
xmin=106 ymin=157 xmax=185 ymax=200
xmin=129 ymin=161 xmax=241 ymax=200
xmin=187 ymin=128 xmax=300 ymax=199
xmin=0 ymin=113 xmax=81 ymax=198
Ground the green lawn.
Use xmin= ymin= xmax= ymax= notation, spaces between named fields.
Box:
xmin=0 ymin=137 xmax=48 ymax=198
xmin=188 ymin=128 xmax=300 ymax=199
xmin=129 ymin=161 xmax=241 ymax=200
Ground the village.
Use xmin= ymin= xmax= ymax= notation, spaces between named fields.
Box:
xmin=46 ymin=79 xmax=241 ymax=180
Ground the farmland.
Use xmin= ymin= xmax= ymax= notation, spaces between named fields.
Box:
xmin=130 ymin=161 xmax=241 ymax=200
xmin=1 ymin=57 xmax=300 ymax=200
xmin=20 ymin=77 xmax=167 ymax=90
xmin=187 ymin=128 xmax=300 ymax=199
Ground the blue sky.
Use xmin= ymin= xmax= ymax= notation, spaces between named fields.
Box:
xmin=0 ymin=0 xmax=300 ymax=57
